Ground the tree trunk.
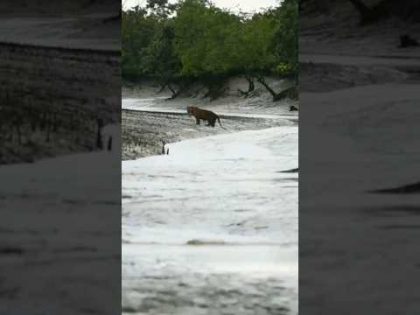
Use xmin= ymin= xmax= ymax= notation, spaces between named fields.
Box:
xmin=203 ymin=79 xmax=226 ymax=101
xmin=246 ymin=75 xmax=255 ymax=92
xmin=278 ymin=86 xmax=299 ymax=101
xmin=167 ymin=82 xmax=189 ymax=100
xmin=257 ymin=76 xmax=298 ymax=102
xmin=256 ymin=76 xmax=280 ymax=101
xmin=96 ymin=119 xmax=104 ymax=150
xmin=238 ymin=75 xmax=255 ymax=97
xmin=167 ymin=83 xmax=181 ymax=99
xmin=157 ymin=83 xmax=167 ymax=93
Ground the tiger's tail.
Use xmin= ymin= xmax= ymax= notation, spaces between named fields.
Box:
xmin=217 ymin=117 xmax=226 ymax=129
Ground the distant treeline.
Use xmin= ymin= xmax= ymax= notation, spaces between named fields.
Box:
xmin=122 ymin=0 xmax=298 ymax=101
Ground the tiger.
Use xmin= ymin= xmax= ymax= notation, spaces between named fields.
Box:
xmin=186 ymin=106 xmax=223 ymax=128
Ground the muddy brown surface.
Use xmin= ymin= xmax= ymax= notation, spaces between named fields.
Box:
xmin=122 ymin=109 xmax=292 ymax=160
xmin=0 ymin=42 xmax=120 ymax=164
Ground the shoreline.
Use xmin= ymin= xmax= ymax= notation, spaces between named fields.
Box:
xmin=122 ymin=81 xmax=298 ymax=161
xmin=0 ymin=41 xmax=119 ymax=165
xmin=122 ymin=107 xmax=296 ymax=161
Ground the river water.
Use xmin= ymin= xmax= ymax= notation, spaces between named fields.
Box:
xmin=122 ymin=102 xmax=298 ymax=315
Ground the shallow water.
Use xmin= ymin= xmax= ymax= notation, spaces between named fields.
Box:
xmin=122 ymin=114 xmax=298 ymax=314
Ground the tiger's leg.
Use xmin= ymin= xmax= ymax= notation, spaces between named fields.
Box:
xmin=210 ymin=118 xmax=216 ymax=127
xmin=195 ymin=117 xmax=200 ymax=125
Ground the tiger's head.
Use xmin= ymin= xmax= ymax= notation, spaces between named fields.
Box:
xmin=186 ymin=106 xmax=198 ymax=116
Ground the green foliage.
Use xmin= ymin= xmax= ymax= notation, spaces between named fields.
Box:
xmin=174 ymin=0 xmax=242 ymax=76
xmin=122 ymin=7 xmax=158 ymax=80
xmin=237 ymin=12 xmax=279 ymax=74
xmin=274 ymin=0 xmax=298 ymax=75
xmin=276 ymin=62 xmax=294 ymax=76
xmin=122 ymin=0 xmax=298 ymax=85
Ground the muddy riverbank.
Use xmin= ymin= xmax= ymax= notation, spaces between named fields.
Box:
xmin=122 ymin=83 xmax=298 ymax=160
xmin=122 ymin=108 xmax=296 ymax=160
xmin=0 ymin=42 xmax=120 ymax=164
xmin=299 ymin=6 xmax=420 ymax=313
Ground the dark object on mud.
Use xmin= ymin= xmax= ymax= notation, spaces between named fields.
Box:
xmin=368 ymin=181 xmax=420 ymax=194
xmin=0 ymin=247 xmax=24 ymax=255
xmin=186 ymin=239 xmax=225 ymax=245
xmin=107 ymin=136 xmax=113 ymax=151
xmin=187 ymin=106 xmax=223 ymax=128
xmin=399 ymin=34 xmax=419 ymax=48
xmin=96 ymin=118 xmax=104 ymax=150
xmin=161 ymin=140 xmax=166 ymax=155
xmin=289 ymin=105 xmax=299 ymax=111
xmin=280 ymin=168 xmax=299 ymax=173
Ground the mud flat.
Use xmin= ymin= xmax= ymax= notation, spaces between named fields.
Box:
xmin=0 ymin=0 xmax=120 ymax=50
xmin=300 ymin=8 xmax=420 ymax=313
xmin=123 ymin=244 xmax=296 ymax=315
xmin=122 ymin=126 xmax=298 ymax=315
xmin=122 ymin=87 xmax=298 ymax=160
xmin=122 ymin=108 xmax=296 ymax=160
xmin=0 ymin=150 xmax=120 ymax=315
xmin=0 ymin=42 xmax=120 ymax=164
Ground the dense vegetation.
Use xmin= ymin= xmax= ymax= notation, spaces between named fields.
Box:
xmin=122 ymin=0 xmax=298 ymax=101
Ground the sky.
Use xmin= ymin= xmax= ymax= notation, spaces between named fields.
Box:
xmin=122 ymin=0 xmax=280 ymax=13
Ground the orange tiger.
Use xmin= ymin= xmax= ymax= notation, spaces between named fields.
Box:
xmin=186 ymin=106 xmax=223 ymax=128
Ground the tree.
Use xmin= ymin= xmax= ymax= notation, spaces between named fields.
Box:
xmin=122 ymin=7 xmax=159 ymax=80
xmin=274 ymin=0 xmax=298 ymax=78
xmin=254 ymin=0 xmax=299 ymax=101
xmin=122 ymin=0 xmax=298 ymax=101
